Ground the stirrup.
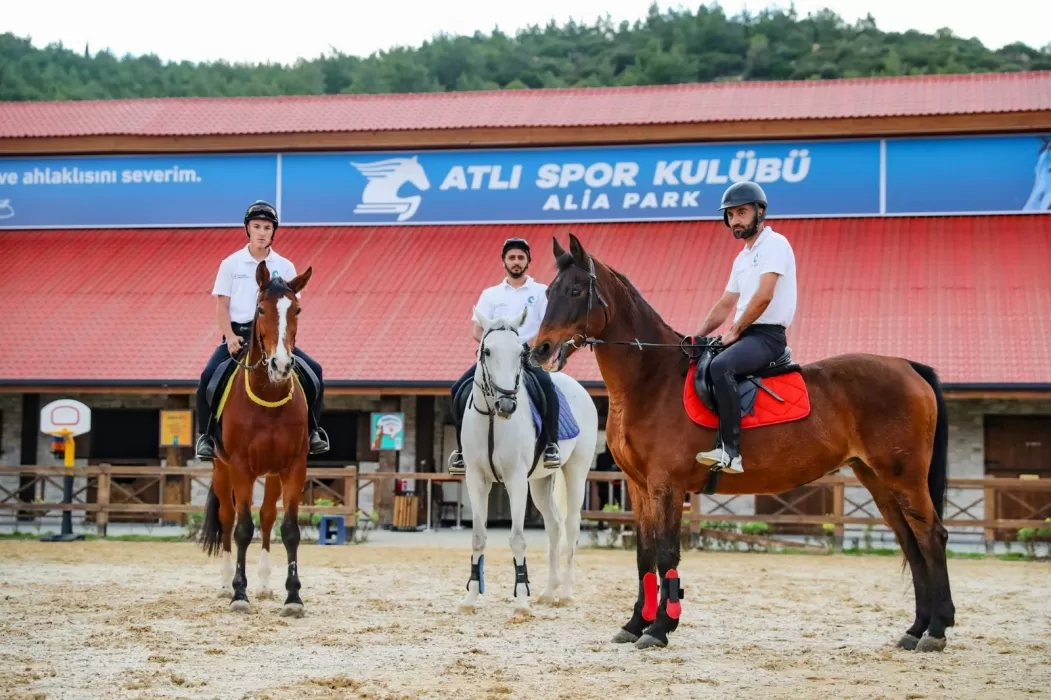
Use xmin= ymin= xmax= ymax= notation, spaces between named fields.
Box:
xmin=448 ymin=450 xmax=466 ymax=475
xmin=196 ymin=434 xmax=215 ymax=462
xmin=543 ymin=443 xmax=561 ymax=466
xmin=308 ymin=427 xmax=330 ymax=455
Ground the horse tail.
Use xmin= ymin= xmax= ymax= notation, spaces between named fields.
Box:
xmin=908 ymin=361 xmax=948 ymax=522
xmin=553 ymin=467 xmax=569 ymax=556
xmin=200 ymin=483 xmax=225 ymax=557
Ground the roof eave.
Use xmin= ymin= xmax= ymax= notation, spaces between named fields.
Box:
xmin=3 ymin=111 xmax=1050 ymax=156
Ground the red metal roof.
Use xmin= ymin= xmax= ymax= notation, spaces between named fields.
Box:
xmin=1 ymin=216 xmax=1049 ymax=387
xmin=1 ymin=71 xmax=1050 ymax=140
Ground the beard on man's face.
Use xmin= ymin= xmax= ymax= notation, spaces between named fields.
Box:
xmin=505 ymin=261 xmax=527 ymax=278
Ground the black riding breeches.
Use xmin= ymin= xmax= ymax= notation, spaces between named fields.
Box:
xmin=292 ymin=345 xmax=324 ymax=422
xmin=525 ymin=363 xmax=560 ymax=445
xmin=709 ymin=324 xmax=787 ymax=452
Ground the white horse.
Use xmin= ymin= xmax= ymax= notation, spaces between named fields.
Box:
xmin=458 ymin=306 xmax=599 ymax=616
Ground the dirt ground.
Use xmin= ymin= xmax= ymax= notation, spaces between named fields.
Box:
xmin=0 ymin=538 xmax=1048 ymax=700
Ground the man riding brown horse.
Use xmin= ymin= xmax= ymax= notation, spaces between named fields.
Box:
xmin=694 ymin=181 xmax=796 ymax=473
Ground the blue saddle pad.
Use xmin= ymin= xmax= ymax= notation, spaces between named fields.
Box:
xmin=528 ymin=383 xmax=580 ymax=441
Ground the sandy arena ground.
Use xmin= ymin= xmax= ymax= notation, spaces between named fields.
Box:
xmin=0 ymin=534 xmax=1048 ymax=700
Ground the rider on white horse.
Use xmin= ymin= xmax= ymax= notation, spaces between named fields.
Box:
xmin=448 ymin=237 xmax=561 ymax=475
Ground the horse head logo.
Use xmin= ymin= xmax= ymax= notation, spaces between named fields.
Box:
xmin=349 ymin=156 xmax=431 ymax=222
xmin=1022 ymin=135 xmax=1051 ymax=211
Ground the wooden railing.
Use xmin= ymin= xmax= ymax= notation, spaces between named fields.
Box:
xmin=1 ymin=466 xmax=1049 ymax=545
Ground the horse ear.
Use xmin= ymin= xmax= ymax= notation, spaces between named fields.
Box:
xmin=568 ymin=232 xmax=587 ymax=263
xmin=472 ymin=306 xmax=491 ymax=332
xmin=288 ymin=266 xmax=312 ymax=294
xmin=511 ymin=305 xmax=528 ymax=332
xmin=255 ymin=261 xmax=270 ymax=288
xmin=553 ymin=237 xmax=566 ymax=260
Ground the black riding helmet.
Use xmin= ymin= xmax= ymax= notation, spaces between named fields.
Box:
xmin=244 ymin=200 xmax=279 ymax=239
xmin=718 ymin=182 xmax=767 ymax=239
xmin=502 ymin=237 xmax=531 ymax=261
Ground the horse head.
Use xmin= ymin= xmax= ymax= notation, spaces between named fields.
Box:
xmin=253 ymin=261 xmax=312 ymax=384
xmin=531 ymin=233 xmax=610 ymax=372
xmin=473 ymin=305 xmax=528 ymax=418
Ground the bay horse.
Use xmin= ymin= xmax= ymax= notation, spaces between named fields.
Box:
xmin=529 ymin=233 xmax=954 ymax=653
xmin=200 ymin=261 xmax=314 ymax=618
xmin=458 ymin=307 xmax=598 ymax=616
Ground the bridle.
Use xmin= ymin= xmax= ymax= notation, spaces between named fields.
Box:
xmin=471 ymin=326 xmax=524 ymax=418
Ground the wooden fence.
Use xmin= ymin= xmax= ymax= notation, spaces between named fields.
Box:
xmin=1 ymin=466 xmax=1049 ymax=546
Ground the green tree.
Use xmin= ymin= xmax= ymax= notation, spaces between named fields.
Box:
xmin=1 ymin=6 xmax=1047 ymax=102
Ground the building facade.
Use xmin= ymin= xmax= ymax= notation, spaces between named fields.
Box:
xmin=1 ymin=71 xmax=1049 ymax=530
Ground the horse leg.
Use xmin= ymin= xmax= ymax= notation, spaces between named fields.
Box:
xmin=278 ymin=461 xmax=307 ymax=618
xmin=229 ymin=476 xmax=255 ymax=614
xmin=528 ymin=475 xmax=562 ymax=606
xmin=508 ymin=472 xmax=532 ymax=617
xmin=559 ymin=451 xmax=588 ymax=604
xmin=851 ymin=462 xmax=932 ymax=650
xmin=257 ymin=474 xmax=281 ymax=600
xmin=458 ymin=466 xmax=492 ymax=613
xmin=612 ymin=478 xmax=657 ymax=644
xmin=871 ymin=459 xmax=955 ymax=651
xmin=635 ymin=482 xmax=686 ymax=650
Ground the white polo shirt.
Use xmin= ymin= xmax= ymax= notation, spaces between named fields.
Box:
xmin=726 ymin=226 xmax=797 ymax=328
xmin=472 ymin=276 xmax=549 ymax=344
xmin=212 ymin=245 xmax=298 ymax=324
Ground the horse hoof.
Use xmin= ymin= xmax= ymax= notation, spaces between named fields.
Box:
xmin=555 ymin=595 xmax=573 ymax=607
xmin=896 ymin=633 xmax=921 ymax=650
xmin=538 ymin=592 xmax=556 ymax=606
xmin=280 ymin=603 xmax=305 ymax=618
xmin=257 ymin=589 xmax=276 ymax=601
xmin=634 ymin=633 xmax=667 ymax=650
xmin=512 ymin=606 xmax=532 ymax=619
xmin=611 ymin=629 xmax=639 ymax=644
xmin=916 ymin=635 xmax=946 ymax=653
xmin=229 ymin=599 xmax=251 ymax=614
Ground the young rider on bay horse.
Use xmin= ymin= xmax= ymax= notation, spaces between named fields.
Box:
xmin=447 ymin=237 xmax=562 ymax=475
xmin=693 ymin=181 xmax=798 ymax=474
xmin=194 ymin=200 xmax=330 ymax=461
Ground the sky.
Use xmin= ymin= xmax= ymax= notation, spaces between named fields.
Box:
xmin=5 ymin=0 xmax=1048 ymax=66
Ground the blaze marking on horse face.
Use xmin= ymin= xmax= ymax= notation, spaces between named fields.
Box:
xmin=275 ymin=297 xmax=293 ymax=370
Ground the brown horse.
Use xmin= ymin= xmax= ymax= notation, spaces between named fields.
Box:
xmin=530 ymin=233 xmax=954 ymax=653
xmin=200 ymin=260 xmax=314 ymax=618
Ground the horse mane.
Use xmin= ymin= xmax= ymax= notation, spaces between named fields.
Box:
xmin=603 ymin=261 xmax=685 ymax=342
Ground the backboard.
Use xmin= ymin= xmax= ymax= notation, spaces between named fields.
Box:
xmin=40 ymin=399 xmax=92 ymax=437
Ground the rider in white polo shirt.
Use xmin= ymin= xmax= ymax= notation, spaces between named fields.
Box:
xmin=194 ymin=200 xmax=330 ymax=461
xmin=694 ymin=182 xmax=797 ymax=474
xmin=446 ymin=237 xmax=562 ymax=475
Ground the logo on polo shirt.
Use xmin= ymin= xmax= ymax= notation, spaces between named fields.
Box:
xmin=752 ymin=252 xmax=760 ymax=266
xmin=527 ymin=295 xmax=535 ymax=305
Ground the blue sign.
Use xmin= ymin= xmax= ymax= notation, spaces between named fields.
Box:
xmin=885 ymin=134 xmax=1051 ymax=214
xmin=280 ymin=139 xmax=882 ymax=225
xmin=0 ymin=153 xmax=277 ymax=229
xmin=1 ymin=134 xmax=1048 ymax=229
